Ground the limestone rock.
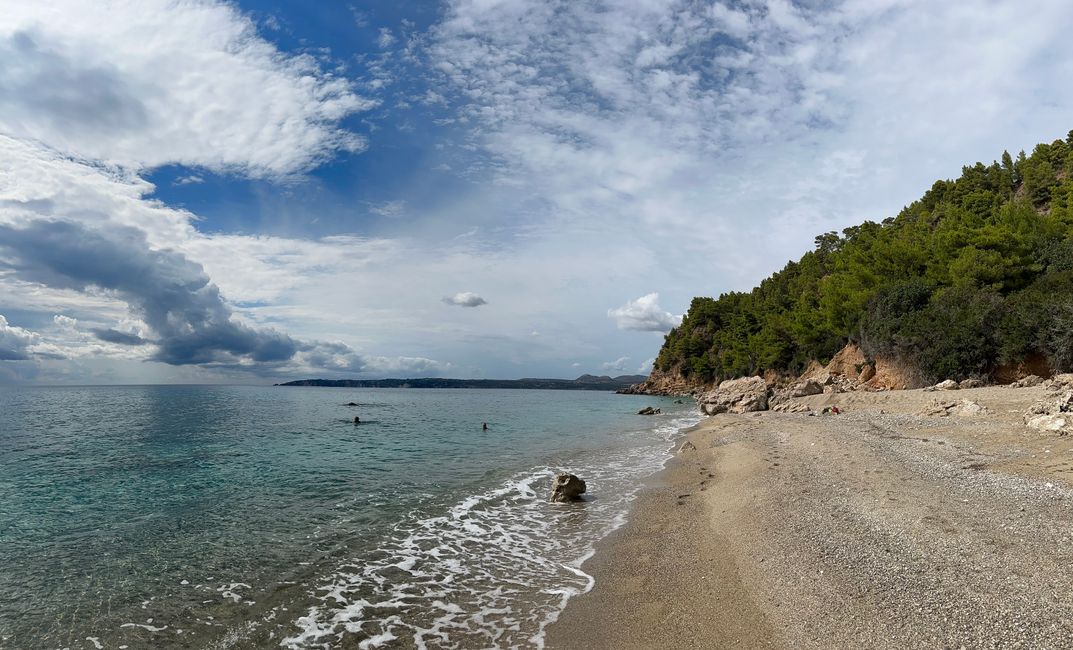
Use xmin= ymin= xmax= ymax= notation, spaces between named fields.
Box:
xmin=637 ymin=406 xmax=661 ymax=415
xmin=698 ymin=376 xmax=769 ymax=415
xmin=790 ymin=379 xmax=823 ymax=398
xmin=1048 ymin=374 xmax=1073 ymax=390
xmin=958 ymin=378 xmax=985 ymax=389
xmin=550 ymin=474 xmax=587 ymax=502
xmin=1011 ymin=375 xmax=1044 ymax=388
xmin=920 ymin=399 xmax=988 ymax=417
xmin=1024 ymin=391 xmax=1073 ymax=435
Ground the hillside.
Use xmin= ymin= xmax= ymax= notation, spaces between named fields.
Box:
xmin=276 ymin=375 xmax=647 ymax=391
xmin=649 ymin=131 xmax=1073 ymax=392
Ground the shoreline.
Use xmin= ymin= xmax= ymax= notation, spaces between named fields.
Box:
xmin=546 ymin=385 xmax=1073 ymax=648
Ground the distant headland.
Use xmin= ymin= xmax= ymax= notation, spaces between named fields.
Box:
xmin=275 ymin=374 xmax=648 ymax=391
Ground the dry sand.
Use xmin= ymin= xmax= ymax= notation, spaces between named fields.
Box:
xmin=546 ymin=385 xmax=1073 ymax=649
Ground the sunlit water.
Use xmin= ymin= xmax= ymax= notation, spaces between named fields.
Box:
xmin=0 ymin=385 xmax=697 ymax=649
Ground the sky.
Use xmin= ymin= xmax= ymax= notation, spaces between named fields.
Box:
xmin=1 ymin=0 xmax=1072 ymax=385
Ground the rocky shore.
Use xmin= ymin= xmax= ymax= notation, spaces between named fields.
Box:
xmin=548 ymin=383 xmax=1073 ymax=648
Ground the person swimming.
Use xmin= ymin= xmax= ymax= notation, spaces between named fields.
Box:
xmin=482 ymin=422 xmax=488 ymax=431
xmin=354 ymin=416 xmax=361 ymax=424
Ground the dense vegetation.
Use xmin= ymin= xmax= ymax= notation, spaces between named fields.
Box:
xmin=657 ymin=132 xmax=1073 ymax=384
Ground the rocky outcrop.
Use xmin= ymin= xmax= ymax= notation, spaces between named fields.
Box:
xmin=620 ymin=366 xmax=705 ymax=396
xmin=698 ymin=376 xmax=769 ymax=415
xmin=864 ymin=355 xmax=927 ymax=390
xmin=637 ymin=406 xmax=661 ymax=415
xmin=550 ymin=474 xmax=587 ymax=502
xmin=959 ymin=378 xmax=985 ymax=389
xmin=1024 ymin=391 xmax=1073 ymax=435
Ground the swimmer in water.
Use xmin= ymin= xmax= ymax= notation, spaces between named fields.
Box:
xmin=354 ymin=416 xmax=361 ymax=424
xmin=482 ymin=422 xmax=488 ymax=431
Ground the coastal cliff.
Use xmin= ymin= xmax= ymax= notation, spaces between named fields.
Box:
xmin=638 ymin=132 xmax=1073 ymax=394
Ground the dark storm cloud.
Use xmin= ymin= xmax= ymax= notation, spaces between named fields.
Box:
xmin=0 ymin=219 xmax=300 ymax=366
xmin=90 ymin=328 xmax=147 ymax=346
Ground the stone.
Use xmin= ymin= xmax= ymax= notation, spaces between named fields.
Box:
xmin=958 ymin=378 xmax=984 ymax=389
xmin=919 ymin=399 xmax=988 ymax=417
xmin=550 ymin=474 xmax=587 ymax=502
xmin=637 ymin=406 xmax=661 ymax=415
xmin=790 ymin=379 xmax=823 ymax=398
xmin=678 ymin=441 xmax=697 ymax=452
xmin=1048 ymin=374 xmax=1073 ymax=390
xmin=935 ymin=379 xmax=959 ymax=390
xmin=1011 ymin=375 xmax=1044 ymax=388
xmin=697 ymin=376 xmax=769 ymax=415
xmin=1024 ymin=390 xmax=1073 ymax=435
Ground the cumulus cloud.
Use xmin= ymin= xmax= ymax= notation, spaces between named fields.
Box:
xmin=0 ymin=219 xmax=300 ymax=365
xmin=0 ymin=315 xmax=36 ymax=360
xmin=443 ymin=292 xmax=487 ymax=308
xmin=608 ymin=293 xmax=681 ymax=332
xmin=601 ymin=356 xmax=629 ymax=372
xmin=0 ymin=0 xmax=373 ymax=176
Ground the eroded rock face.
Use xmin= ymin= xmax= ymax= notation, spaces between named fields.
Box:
xmin=1025 ymin=391 xmax=1073 ymax=435
xmin=698 ymin=376 xmax=769 ymax=415
xmin=550 ymin=474 xmax=587 ymax=502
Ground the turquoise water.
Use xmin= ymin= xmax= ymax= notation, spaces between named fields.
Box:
xmin=0 ymin=386 xmax=696 ymax=649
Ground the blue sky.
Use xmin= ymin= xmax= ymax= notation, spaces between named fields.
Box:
xmin=2 ymin=0 xmax=1073 ymax=384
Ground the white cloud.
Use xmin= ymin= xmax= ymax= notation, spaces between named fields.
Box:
xmin=638 ymin=357 xmax=655 ymax=374
xmin=601 ymin=356 xmax=629 ymax=372
xmin=0 ymin=315 xmax=37 ymax=360
xmin=0 ymin=0 xmax=373 ymax=177
xmin=442 ymin=292 xmax=487 ymax=308
xmin=174 ymin=174 xmax=204 ymax=186
xmin=608 ymin=293 xmax=681 ymax=332
xmin=369 ymin=199 xmax=407 ymax=217
xmin=377 ymin=27 xmax=396 ymax=48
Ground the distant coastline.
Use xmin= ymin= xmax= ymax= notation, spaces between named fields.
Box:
xmin=275 ymin=374 xmax=648 ymax=391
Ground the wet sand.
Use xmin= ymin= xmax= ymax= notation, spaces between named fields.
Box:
xmin=547 ymin=385 xmax=1073 ymax=649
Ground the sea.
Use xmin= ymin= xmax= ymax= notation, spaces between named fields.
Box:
xmin=0 ymin=385 xmax=698 ymax=649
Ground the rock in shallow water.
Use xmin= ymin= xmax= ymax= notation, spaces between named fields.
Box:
xmin=550 ymin=474 xmax=587 ymax=503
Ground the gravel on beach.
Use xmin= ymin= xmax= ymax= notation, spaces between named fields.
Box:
xmin=546 ymin=385 xmax=1073 ymax=649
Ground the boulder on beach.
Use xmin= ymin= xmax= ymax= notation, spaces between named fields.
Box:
xmin=958 ymin=378 xmax=985 ymax=389
xmin=1011 ymin=375 xmax=1045 ymax=388
xmin=678 ymin=440 xmax=697 ymax=452
xmin=550 ymin=473 xmax=587 ymax=502
xmin=790 ymin=379 xmax=823 ymax=398
xmin=920 ymin=399 xmax=988 ymax=417
xmin=1025 ymin=391 xmax=1073 ymax=435
xmin=698 ymin=376 xmax=769 ymax=415
xmin=637 ymin=406 xmax=661 ymax=415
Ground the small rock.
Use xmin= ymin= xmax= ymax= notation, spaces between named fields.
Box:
xmin=637 ymin=406 xmax=661 ymax=415
xmin=679 ymin=440 xmax=697 ymax=452
xmin=550 ymin=474 xmax=587 ymax=503
xmin=958 ymin=378 xmax=985 ymax=389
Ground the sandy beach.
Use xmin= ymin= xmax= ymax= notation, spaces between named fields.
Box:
xmin=547 ymin=385 xmax=1073 ymax=649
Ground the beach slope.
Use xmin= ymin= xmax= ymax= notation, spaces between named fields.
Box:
xmin=548 ymin=385 xmax=1073 ymax=649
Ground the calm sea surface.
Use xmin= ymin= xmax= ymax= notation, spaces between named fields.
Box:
xmin=0 ymin=385 xmax=696 ymax=649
